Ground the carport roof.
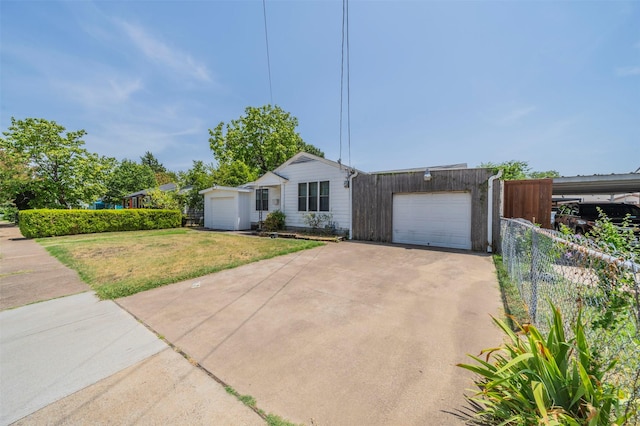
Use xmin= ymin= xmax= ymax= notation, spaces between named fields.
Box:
xmin=552 ymin=173 xmax=640 ymax=195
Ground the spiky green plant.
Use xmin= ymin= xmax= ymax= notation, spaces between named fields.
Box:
xmin=458 ymin=304 xmax=632 ymax=425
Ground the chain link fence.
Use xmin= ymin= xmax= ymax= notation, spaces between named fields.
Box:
xmin=501 ymin=218 xmax=640 ymax=424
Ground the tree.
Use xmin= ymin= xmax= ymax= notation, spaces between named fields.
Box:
xmin=140 ymin=151 xmax=166 ymax=173
xmin=139 ymin=151 xmax=177 ymax=185
xmin=179 ymin=160 xmax=216 ymax=211
xmin=480 ymin=160 xmax=559 ymax=181
xmin=103 ymin=159 xmax=157 ymax=206
xmin=529 ymin=170 xmax=560 ymax=179
xmin=213 ymin=160 xmax=257 ymax=187
xmin=0 ymin=147 xmax=31 ymax=205
xmin=143 ymin=188 xmax=182 ymax=210
xmin=0 ymin=117 xmax=115 ymax=209
xmin=209 ymin=105 xmax=324 ymax=178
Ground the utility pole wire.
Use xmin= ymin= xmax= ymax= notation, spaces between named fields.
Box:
xmin=339 ymin=0 xmax=345 ymax=164
xmin=263 ymin=0 xmax=273 ymax=105
xmin=346 ymin=0 xmax=351 ymax=168
xmin=339 ymin=0 xmax=352 ymax=168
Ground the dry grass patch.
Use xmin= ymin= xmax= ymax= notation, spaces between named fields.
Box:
xmin=37 ymin=228 xmax=323 ymax=299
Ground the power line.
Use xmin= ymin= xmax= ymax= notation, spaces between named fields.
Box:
xmin=339 ymin=0 xmax=351 ymax=168
xmin=262 ymin=0 xmax=273 ymax=105
xmin=339 ymin=0 xmax=345 ymax=164
xmin=346 ymin=0 xmax=351 ymax=168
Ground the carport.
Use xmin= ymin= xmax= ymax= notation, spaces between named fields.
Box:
xmin=502 ymin=173 xmax=640 ymax=229
xmin=552 ymin=173 xmax=640 ymax=197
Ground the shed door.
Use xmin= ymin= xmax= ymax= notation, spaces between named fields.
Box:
xmin=208 ymin=196 xmax=237 ymax=230
xmin=392 ymin=192 xmax=472 ymax=250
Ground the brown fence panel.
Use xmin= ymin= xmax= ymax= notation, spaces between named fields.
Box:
xmin=503 ymin=179 xmax=553 ymax=228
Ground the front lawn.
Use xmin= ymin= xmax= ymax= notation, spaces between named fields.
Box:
xmin=37 ymin=228 xmax=323 ymax=299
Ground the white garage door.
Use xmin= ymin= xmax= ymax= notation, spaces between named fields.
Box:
xmin=208 ymin=197 xmax=237 ymax=230
xmin=392 ymin=192 xmax=472 ymax=250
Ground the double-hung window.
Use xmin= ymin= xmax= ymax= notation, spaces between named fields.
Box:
xmin=298 ymin=181 xmax=329 ymax=212
xmin=256 ymin=188 xmax=269 ymax=211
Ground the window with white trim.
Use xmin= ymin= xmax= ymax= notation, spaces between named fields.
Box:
xmin=256 ymin=188 xmax=269 ymax=211
xmin=298 ymin=181 xmax=329 ymax=211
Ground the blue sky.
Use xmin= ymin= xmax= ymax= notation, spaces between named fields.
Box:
xmin=1 ymin=1 xmax=638 ymax=177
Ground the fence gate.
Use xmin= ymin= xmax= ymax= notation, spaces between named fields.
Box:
xmin=503 ymin=178 xmax=553 ymax=229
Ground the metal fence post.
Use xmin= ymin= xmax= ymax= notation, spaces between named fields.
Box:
xmin=529 ymin=228 xmax=538 ymax=324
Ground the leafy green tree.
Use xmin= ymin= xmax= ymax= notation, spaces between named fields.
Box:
xmin=140 ymin=151 xmax=166 ymax=173
xmin=209 ymin=105 xmax=324 ymax=178
xmin=143 ymin=188 xmax=182 ymax=210
xmin=298 ymin=141 xmax=325 ymax=158
xmin=480 ymin=160 xmax=559 ymax=181
xmin=213 ymin=160 xmax=257 ymax=187
xmin=0 ymin=117 xmax=115 ymax=208
xmin=529 ymin=170 xmax=560 ymax=179
xmin=139 ymin=151 xmax=177 ymax=185
xmin=179 ymin=160 xmax=216 ymax=211
xmin=103 ymin=159 xmax=157 ymax=206
xmin=0 ymin=147 xmax=31 ymax=205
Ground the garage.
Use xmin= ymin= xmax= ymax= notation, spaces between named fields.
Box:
xmin=207 ymin=197 xmax=236 ymax=230
xmin=392 ymin=192 xmax=472 ymax=250
xmin=199 ymin=186 xmax=252 ymax=231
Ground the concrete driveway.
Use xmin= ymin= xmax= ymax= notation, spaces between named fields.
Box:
xmin=119 ymin=241 xmax=503 ymax=425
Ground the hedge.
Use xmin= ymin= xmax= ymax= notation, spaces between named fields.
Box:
xmin=18 ymin=209 xmax=182 ymax=238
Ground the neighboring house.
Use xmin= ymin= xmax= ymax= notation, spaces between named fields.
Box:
xmin=199 ymin=152 xmax=355 ymax=233
xmin=123 ymin=182 xmax=177 ymax=208
xmin=200 ymin=152 xmax=503 ymax=252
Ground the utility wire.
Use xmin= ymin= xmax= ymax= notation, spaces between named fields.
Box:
xmin=339 ymin=0 xmax=352 ymax=168
xmin=346 ymin=0 xmax=351 ymax=168
xmin=263 ymin=0 xmax=273 ymax=105
xmin=339 ymin=0 xmax=345 ymax=165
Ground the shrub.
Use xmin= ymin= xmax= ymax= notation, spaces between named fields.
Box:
xmin=303 ymin=212 xmax=334 ymax=234
xmin=263 ymin=210 xmax=286 ymax=232
xmin=0 ymin=202 xmax=19 ymax=223
xmin=458 ymin=303 xmax=631 ymax=425
xmin=18 ymin=209 xmax=181 ymax=238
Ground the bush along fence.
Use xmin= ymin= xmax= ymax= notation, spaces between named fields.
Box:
xmin=501 ymin=217 xmax=640 ymax=424
xmin=19 ymin=209 xmax=182 ymax=238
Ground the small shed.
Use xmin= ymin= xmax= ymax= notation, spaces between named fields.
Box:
xmin=199 ymin=186 xmax=252 ymax=231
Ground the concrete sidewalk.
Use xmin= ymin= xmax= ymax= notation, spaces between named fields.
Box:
xmin=0 ymin=292 xmax=167 ymax=424
xmin=0 ymin=224 xmax=89 ymax=310
xmin=0 ymin=225 xmax=264 ymax=425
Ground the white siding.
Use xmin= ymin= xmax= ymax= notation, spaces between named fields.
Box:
xmin=278 ymin=160 xmax=350 ymax=231
xmin=238 ymin=192 xmax=251 ymax=230
xmin=202 ymin=189 xmax=252 ymax=231
xmin=250 ymin=186 xmax=282 ymax=224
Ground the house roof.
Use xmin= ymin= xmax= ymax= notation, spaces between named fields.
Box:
xmin=124 ymin=182 xmax=177 ymax=198
xmin=275 ymin=152 xmax=366 ymax=175
xmin=370 ymin=163 xmax=468 ymax=175
xmin=198 ymin=185 xmax=252 ymax=195
xmin=245 ymin=171 xmax=289 ymax=187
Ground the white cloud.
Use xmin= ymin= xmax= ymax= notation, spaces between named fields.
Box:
xmin=55 ymin=76 xmax=143 ymax=107
xmin=615 ymin=66 xmax=640 ymax=76
xmin=115 ymin=19 xmax=211 ymax=82
xmin=498 ymin=106 xmax=536 ymax=125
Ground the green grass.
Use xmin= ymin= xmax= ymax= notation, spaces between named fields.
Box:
xmin=37 ymin=228 xmax=323 ymax=299
xmin=492 ymin=254 xmax=530 ymax=330
xmin=224 ymin=386 xmax=301 ymax=426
